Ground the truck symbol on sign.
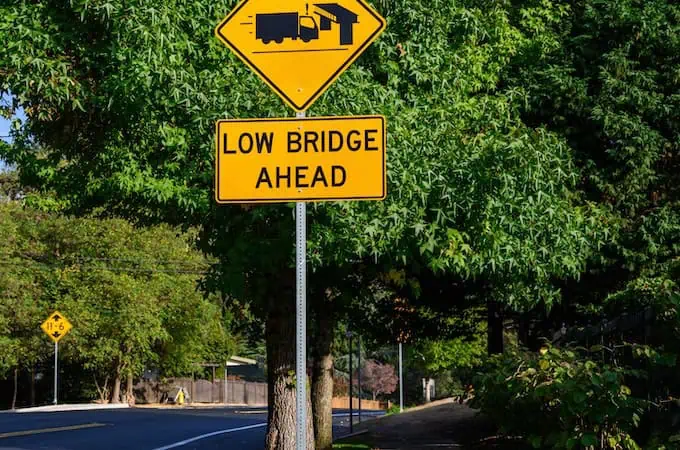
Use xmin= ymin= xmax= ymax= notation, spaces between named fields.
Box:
xmin=255 ymin=3 xmax=359 ymax=46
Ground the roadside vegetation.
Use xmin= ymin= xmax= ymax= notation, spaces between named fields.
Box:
xmin=332 ymin=444 xmax=371 ymax=450
xmin=0 ymin=199 xmax=235 ymax=407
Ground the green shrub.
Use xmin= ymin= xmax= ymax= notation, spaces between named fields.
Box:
xmin=471 ymin=346 xmax=646 ymax=449
xmin=386 ymin=404 xmax=401 ymax=415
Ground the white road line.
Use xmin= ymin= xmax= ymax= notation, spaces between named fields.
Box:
xmin=151 ymin=412 xmax=385 ymax=449
xmin=0 ymin=423 xmax=107 ymax=439
xmin=151 ymin=423 xmax=267 ymax=450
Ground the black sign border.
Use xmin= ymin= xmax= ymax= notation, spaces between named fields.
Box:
xmin=215 ymin=0 xmax=386 ymax=111
xmin=215 ymin=115 xmax=387 ymax=204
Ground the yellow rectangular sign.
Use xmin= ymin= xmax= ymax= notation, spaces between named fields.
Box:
xmin=215 ymin=116 xmax=386 ymax=203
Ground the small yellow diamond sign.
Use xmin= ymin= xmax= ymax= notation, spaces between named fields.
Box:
xmin=41 ymin=311 xmax=73 ymax=343
xmin=215 ymin=0 xmax=386 ymax=111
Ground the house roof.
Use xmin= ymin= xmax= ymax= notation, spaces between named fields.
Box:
xmin=227 ymin=355 xmax=257 ymax=366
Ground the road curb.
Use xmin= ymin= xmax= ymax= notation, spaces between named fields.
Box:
xmin=134 ymin=403 xmax=251 ymax=410
xmin=334 ymin=429 xmax=369 ymax=441
xmin=14 ymin=403 xmax=130 ymax=413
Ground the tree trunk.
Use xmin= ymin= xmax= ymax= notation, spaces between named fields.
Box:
xmin=111 ymin=371 xmax=122 ymax=404
xmin=487 ymin=299 xmax=504 ymax=355
xmin=12 ymin=367 xmax=18 ymax=410
xmin=423 ymin=378 xmax=432 ymax=403
xmin=94 ymin=375 xmax=110 ymax=403
xmin=312 ymin=296 xmax=335 ymax=450
xmin=265 ymin=273 xmax=314 ymax=450
xmin=126 ymin=373 xmax=135 ymax=405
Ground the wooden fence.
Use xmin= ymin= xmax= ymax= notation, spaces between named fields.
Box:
xmin=135 ymin=378 xmax=268 ymax=406
xmin=331 ymin=396 xmax=390 ymax=410
xmin=135 ymin=379 xmax=389 ymax=410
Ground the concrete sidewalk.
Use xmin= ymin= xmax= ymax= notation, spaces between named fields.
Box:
xmin=335 ymin=398 xmax=517 ymax=449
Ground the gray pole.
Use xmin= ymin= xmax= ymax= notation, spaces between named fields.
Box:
xmin=348 ymin=332 xmax=353 ymax=433
xmin=224 ymin=362 xmax=229 ymax=405
xmin=53 ymin=342 xmax=58 ymax=405
xmin=398 ymin=342 xmax=403 ymax=413
xmin=295 ymin=109 xmax=307 ymax=450
xmin=357 ymin=336 xmax=361 ymax=423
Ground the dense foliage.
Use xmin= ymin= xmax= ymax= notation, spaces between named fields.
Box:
xmin=0 ymin=0 xmax=607 ymax=301
xmin=472 ymin=346 xmax=649 ymax=449
xmin=471 ymin=0 xmax=680 ymax=446
xmin=0 ymin=202 xmax=234 ymax=406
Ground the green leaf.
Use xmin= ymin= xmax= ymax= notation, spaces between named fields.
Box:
xmin=572 ymin=390 xmax=587 ymax=404
xmin=581 ymin=433 xmax=598 ymax=447
xmin=528 ymin=435 xmax=543 ymax=448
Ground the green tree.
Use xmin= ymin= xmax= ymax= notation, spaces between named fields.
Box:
xmin=0 ymin=203 xmax=52 ymax=408
xmin=464 ymin=0 xmax=680 ymax=444
xmin=0 ymin=202 xmax=233 ymax=405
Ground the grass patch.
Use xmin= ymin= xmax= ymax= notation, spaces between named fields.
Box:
xmin=385 ymin=404 xmax=403 ymax=415
xmin=332 ymin=444 xmax=371 ymax=449
xmin=334 ymin=434 xmax=375 ymax=449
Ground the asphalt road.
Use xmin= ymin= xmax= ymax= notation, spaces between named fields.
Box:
xmin=0 ymin=407 xmax=382 ymax=450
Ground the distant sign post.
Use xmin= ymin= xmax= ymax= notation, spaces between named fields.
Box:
xmin=215 ymin=1 xmax=385 ymax=448
xmin=41 ymin=311 xmax=73 ymax=405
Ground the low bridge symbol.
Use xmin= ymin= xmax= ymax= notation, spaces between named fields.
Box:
xmin=313 ymin=3 xmax=358 ymax=45
xmin=255 ymin=3 xmax=359 ymax=46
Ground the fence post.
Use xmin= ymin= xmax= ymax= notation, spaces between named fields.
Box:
xmin=190 ymin=372 xmax=194 ymax=405
xmin=227 ymin=362 xmax=229 ymax=405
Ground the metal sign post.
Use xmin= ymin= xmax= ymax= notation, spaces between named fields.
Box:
xmin=53 ymin=342 xmax=58 ymax=405
xmin=399 ymin=342 xmax=403 ymax=412
xmin=358 ymin=335 xmax=362 ymax=423
xmin=348 ymin=331 xmax=353 ymax=433
xmin=295 ymin=110 xmax=307 ymax=450
xmin=40 ymin=310 xmax=73 ymax=406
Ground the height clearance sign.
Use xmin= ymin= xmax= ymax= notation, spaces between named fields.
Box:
xmin=215 ymin=0 xmax=386 ymax=111
xmin=215 ymin=116 xmax=385 ymax=203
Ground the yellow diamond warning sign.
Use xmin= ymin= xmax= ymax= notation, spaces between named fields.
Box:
xmin=215 ymin=0 xmax=386 ymax=111
xmin=215 ymin=116 xmax=386 ymax=203
xmin=41 ymin=311 xmax=73 ymax=343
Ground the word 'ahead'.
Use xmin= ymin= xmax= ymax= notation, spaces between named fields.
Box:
xmin=215 ymin=116 xmax=386 ymax=203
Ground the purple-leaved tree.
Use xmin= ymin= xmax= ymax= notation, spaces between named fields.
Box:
xmin=359 ymin=360 xmax=398 ymax=401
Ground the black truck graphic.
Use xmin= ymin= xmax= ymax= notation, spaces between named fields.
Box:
xmin=256 ymin=12 xmax=318 ymax=44
xmin=255 ymin=3 xmax=358 ymax=46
